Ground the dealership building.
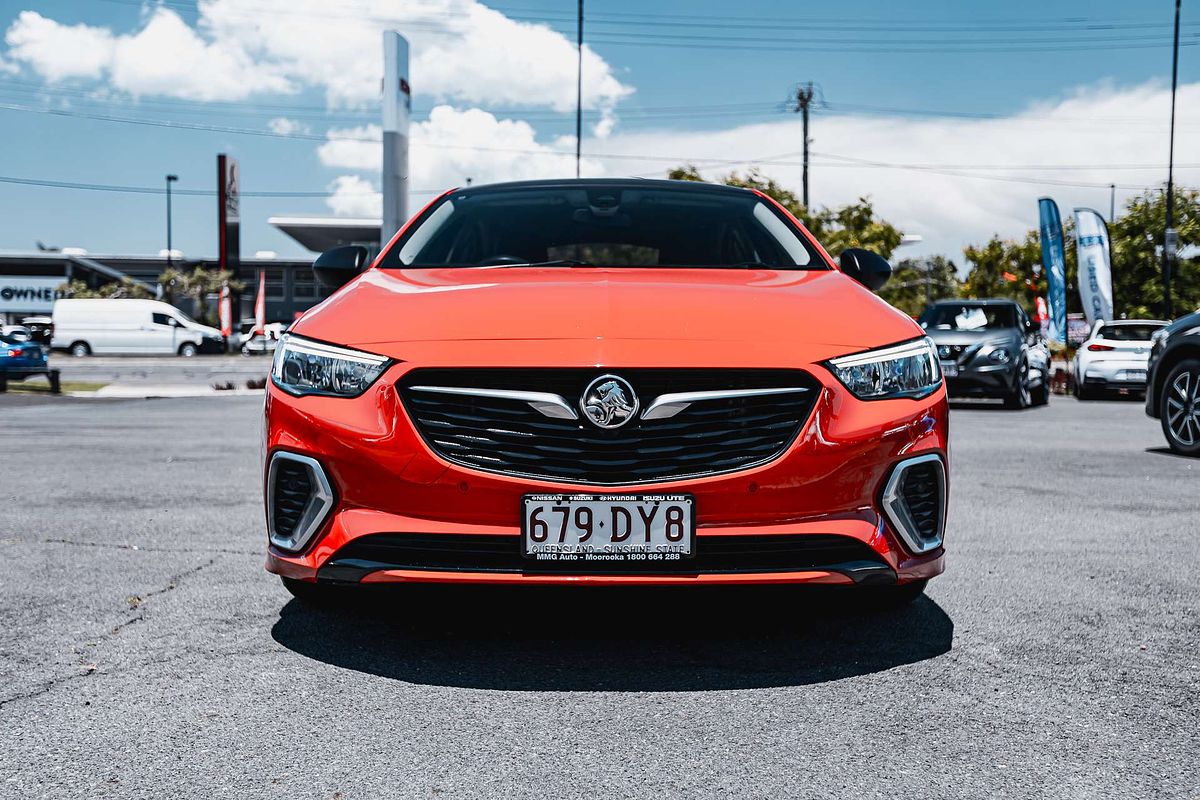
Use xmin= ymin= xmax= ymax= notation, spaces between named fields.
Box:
xmin=0 ymin=216 xmax=382 ymax=326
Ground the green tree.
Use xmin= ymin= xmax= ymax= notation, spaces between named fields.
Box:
xmin=879 ymin=255 xmax=962 ymax=317
xmin=668 ymin=164 xmax=903 ymax=259
xmin=1109 ymin=187 xmax=1200 ymax=318
xmin=961 ymin=232 xmax=1043 ymax=313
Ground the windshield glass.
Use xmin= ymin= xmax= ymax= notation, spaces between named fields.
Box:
xmin=382 ymin=185 xmax=821 ymax=269
xmin=1095 ymin=323 xmax=1163 ymax=341
xmin=919 ymin=304 xmax=1018 ymax=331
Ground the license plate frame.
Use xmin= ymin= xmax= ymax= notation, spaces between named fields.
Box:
xmin=521 ymin=493 xmax=696 ymax=564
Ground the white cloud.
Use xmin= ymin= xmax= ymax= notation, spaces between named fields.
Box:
xmin=268 ymin=116 xmax=310 ymax=136
xmin=5 ymin=8 xmax=291 ymax=100
xmin=587 ymin=81 xmax=1200 ymax=260
xmin=318 ymin=105 xmax=601 ymax=196
xmin=5 ymin=11 xmax=114 ymax=81
xmin=325 ymin=175 xmax=380 ymax=217
xmin=5 ymin=1 xmax=631 ymax=115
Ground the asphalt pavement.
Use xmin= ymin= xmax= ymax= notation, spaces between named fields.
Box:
xmin=0 ymin=393 xmax=1196 ymax=798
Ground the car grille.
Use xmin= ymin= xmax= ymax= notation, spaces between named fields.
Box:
xmin=898 ymin=461 xmax=941 ymax=542
xmin=398 ymin=368 xmax=820 ymax=485
xmin=271 ymin=459 xmax=314 ymax=539
xmin=317 ymin=533 xmax=890 ymax=580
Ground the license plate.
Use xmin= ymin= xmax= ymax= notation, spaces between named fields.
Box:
xmin=1124 ymin=369 xmax=1146 ymax=380
xmin=522 ymin=494 xmax=695 ymax=563
xmin=940 ymin=361 xmax=959 ymax=377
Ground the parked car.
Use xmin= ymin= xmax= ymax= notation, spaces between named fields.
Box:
xmin=238 ymin=321 xmax=286 ymax=356
xmin=50 ymin=299 xmax=224 ymax=357
xmin=264 ymin=178 xmax=949 ymax=607
xmin=1 ymin=330 xmax=49 ymax=375
xmin=1073 ymin=319 xmax=1166 ymax=400
xmin=919 ymin=299 xmax=1049 ymax=408
xmin=1145 ymin=310 xmax=1200 ymax=456
xmin=17 ymin=316 xmax=54 ymax=347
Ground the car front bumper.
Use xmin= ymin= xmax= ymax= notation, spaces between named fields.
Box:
xmin=263 ymin=361 xmax=948 ymax=588
xmin=943 ymin=363 xmax=1017 ymax=398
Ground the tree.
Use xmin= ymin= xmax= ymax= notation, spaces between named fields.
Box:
xmin=668 ymin=164 xmax=903 ymax=259
xmin=57 ymin=277 xmax=154 ymax=300
xmin=879 ymin=255 xmax=962 ymax=317
xmin=1109 ymin=187 xmax=1200 ymax=318
xmin=960 ymin=232 xmax=1043 ymax=314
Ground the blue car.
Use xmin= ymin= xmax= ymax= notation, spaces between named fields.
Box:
xmin=1 ymin=331 xmax=49 ymax=375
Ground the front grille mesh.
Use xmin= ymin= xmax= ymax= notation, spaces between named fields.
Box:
xmin=899 ymin=461 xmax=941 ymax=542
xmin=321 ymin=533 xmax=885 ymax=576
xmin=272 ymin=459 xmax=314 ymax=538
xmin=399 ymin=369 xmax=819 ymax=484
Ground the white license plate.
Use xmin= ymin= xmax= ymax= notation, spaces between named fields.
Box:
xmin=1123 ymin=370 xmax=1147 ymax=380
xmin=522 ymin=494 xmax=695 ymax=562
xmin=941 ymin=361 xmax=959 ymax=377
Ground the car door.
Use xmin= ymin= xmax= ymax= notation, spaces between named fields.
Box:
xmin=142 ymin=312 xmax=179 ymax=354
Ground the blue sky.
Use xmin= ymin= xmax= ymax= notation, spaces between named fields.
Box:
xmin=0 ymin=0 xmax=1196 ymax=261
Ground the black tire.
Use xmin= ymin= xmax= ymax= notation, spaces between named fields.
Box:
xmin=1159 ymin=358 xmax=1200 ymax=457
xmin=178 ymin=342 xmax=199 ymax=357
xmin=1076 ymin=385 xmax=1097 ymax=401
xmin=1031 ymin=370 xmax=1050 ymax=406
xmin=69 ymin=341 xmax=91 ymax=357
xmin=280 ymin=576 xmax=345 ymax=605
xmin=1002 ymin=359 xmax=1031 ymax=409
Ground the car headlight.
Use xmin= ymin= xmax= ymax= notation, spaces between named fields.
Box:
xmin=270 ymin=334 xmax=390 ymax=398
xmin=986 ymin=346 xmax=1012 ymax=364
xmin=827 ymin=337 xmax=942 ymax=400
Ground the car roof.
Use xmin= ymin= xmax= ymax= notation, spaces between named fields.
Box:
xmin=448 ymin=178 xmax=757 ymax=198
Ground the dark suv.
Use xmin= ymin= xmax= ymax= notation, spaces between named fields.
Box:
xmin=1145 ymin=310 xmax=1200 ymax=456
xmin=919 ymin=299 xmax=1050 ymax=409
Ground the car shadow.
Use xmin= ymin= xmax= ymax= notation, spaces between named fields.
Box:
xmin=271 ymin=584 xmax=953 ymax=691
xmin=1145 ymin=446 xmax=1195 ymax=460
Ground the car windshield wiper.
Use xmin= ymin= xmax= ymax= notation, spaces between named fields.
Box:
xmin=472 ymin=259 xmax=596 ymax=269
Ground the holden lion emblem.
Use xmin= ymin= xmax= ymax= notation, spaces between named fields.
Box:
xmin=580 ymin=375 xmax=639 ymax=429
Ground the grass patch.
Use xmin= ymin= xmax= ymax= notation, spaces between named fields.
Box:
xmin=3 ymin=378 xmax=109 ymax=395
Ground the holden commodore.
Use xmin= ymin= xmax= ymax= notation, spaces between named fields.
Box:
xmin=264 ymin=179 xmax=948 ymax=605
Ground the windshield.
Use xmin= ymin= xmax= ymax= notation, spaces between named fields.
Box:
xmin=381 ymin=185 xmax=822 ymax=269
xmin=1095 ymin=323 xmax=1163 ymax=341
xmin=919 ymin=304 xmax=1018 ymax=331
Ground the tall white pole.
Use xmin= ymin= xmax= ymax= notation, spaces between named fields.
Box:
xmin=382 ymin=31 xmax=411 ymax=249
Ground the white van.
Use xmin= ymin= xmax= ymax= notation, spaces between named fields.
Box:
xmin=51 ymin=299 xmax=224 ymax=357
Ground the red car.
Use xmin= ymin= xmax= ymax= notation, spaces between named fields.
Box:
xmin=264 ymin=179 xmax=948 ymax=605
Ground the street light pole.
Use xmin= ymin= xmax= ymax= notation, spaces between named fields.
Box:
xmin=575 ymin=0 xmax=583 ymax=178
xmin=1163 ymin=0 xmax=1182 ymax=319
xmin=165 ymin=174 xmax=178 ymax=269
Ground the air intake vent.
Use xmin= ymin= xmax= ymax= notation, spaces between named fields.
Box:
xmin=881 ymin=454 xmax=946 ymax=554
xmin=272 ymin=460 xmax=314 ymax=538
xmin=267 ymin=452 xmax=335 ymax=552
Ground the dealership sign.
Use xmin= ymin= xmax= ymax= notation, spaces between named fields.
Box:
xmin=0 ymin=276 xmax=62 ymax=313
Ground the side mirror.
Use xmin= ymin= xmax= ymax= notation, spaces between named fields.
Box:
xmin=839 ymin=248 xmax=892 ymax=291
xmin=313 ymin=245 xmax=369 ymax=289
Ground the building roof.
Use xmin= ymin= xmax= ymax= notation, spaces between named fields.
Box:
xmin=268 ymin=216 xmax=382 ymax=253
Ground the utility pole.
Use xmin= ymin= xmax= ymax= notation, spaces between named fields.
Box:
xmin=793 ymin=83 xmax=816 ymax=208
xmin=165 ymin=174 xmax=178 ymax=269
xmin=1163 ymin=0 xmax=1181 ymax=319
xmin=575 ymin=0 xmax=583 ymax=178
xmin=1109 ymin=184 xmax=1116 ymax=223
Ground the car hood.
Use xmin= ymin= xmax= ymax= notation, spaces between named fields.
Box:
xmin=292 ymin=267 xmax=922 ymax=363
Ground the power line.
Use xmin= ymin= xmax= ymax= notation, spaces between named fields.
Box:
xmin=0 ymin=174 xmax=439 ymax=197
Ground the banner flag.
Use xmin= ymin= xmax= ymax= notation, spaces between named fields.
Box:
xmin=1038 ymin=198 xmax=1068 ymax=344
xmin=218 ymin=284 xmax=232 ymax=338
xmin=254 ymin=270 xmax=266 ymax=335
xmin=1073 ymin=208 xmax=1114 ymax=326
